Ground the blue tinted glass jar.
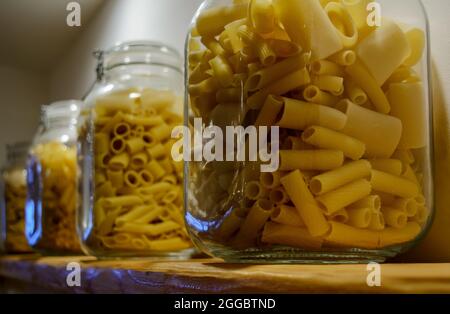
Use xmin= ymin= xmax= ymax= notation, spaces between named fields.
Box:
xmin=1 ymin=143 xmax=33 ymax=253
xmin=26 ymin=101 xmax=82 ymax=255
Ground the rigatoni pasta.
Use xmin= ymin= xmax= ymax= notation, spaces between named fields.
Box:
xmin=186 ymin=0 xmax=431 ymax=256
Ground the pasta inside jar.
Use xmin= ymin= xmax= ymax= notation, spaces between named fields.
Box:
xmin=81 ymin=88 xmax=192 ymax=256
xmin=28 ymin=142 xmax=81 ymax=253
xmin=3 ymin=166 xmax=31 ymax=253
xmin=185 ymin=0 xmax=433 ymax=262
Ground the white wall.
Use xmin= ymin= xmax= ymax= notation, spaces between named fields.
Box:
xmin=0 ymin=66 xmax=49 ymax=167
xmin=50 ymin=0 xmax=203 ymax=100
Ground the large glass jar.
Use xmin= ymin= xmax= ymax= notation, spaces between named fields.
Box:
xmin=26 ymin=101 xmax=82 ymax=255
xmin=1 ymin=143 xmax=33 ymax=253
xmin=79 ymin=41 xmax=193 ymax=257
xmin=185 ymin=0 xmax=433 ymax=263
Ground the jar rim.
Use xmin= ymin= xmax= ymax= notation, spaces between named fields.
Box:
xmin=95 ymin=40 xmax=183 ymax=74
xmin=41 ymin=100 xmax=81 ymax=126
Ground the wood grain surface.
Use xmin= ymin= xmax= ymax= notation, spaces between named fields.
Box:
xmin=1 ymin=255 xmax=450 ymax=293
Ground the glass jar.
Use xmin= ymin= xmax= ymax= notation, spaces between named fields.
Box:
xmin=79 ymin=41 xmax=193 ymax=257
xmin=1 ymin=143 xmax=33 ymax=253
xmin=0 ymin=173 xmax=4 ymax=254
xmin=185 ymin=0 xmax=433 ymax=263
xmin=26 ymin=101 xmax=83 ymax=255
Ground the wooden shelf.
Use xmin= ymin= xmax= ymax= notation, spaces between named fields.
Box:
xmin=1 ymin=255 xmax=450 ymax=293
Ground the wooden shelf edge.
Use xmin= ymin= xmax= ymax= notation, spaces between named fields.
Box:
xmin=1 ymin=256 xmax=450 ymax=293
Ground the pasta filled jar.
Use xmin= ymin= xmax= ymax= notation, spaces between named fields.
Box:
xmin=185 ymin=0 xmax=434 ymax=262
xmin=79 ymin=41 xmax=192 ymax=257
xmin=1 ymin=143 xmax=33 ymax=253
xmin=26 ymin=101 xmax=82 ymax=254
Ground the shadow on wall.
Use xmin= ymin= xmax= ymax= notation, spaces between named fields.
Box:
xmin=399 ymin=60 xmax=450 ymax=262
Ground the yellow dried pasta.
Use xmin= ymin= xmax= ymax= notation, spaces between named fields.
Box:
xmin=87 ymin=89 xmax=192 ymax=254
xmin=186 ymin=0 xmax=430 ymax=253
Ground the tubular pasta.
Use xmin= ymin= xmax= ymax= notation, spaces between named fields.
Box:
xmin=254 ymin=95 xmax=284 ymax=127
xmin=329 ymin=209 xmax=349 ymax=224
xmin=246 ymin=55 xmax=307 ymax=92
xmin=302 ymin=126 xmax=366 ymax=160
xmin=336 ymin=100 xmax=402 ymax=158
xmin=216 ymin=208 xmax=246 ymax=239
xmin=262 ymin=222 xmax=323 ymax=249
xmin=328 ymin=50 xmax=356 ymax=66
xmin=303 ymin=85 xmax=340 ymax=107
xmin=325 ymin=2 xmax=358 ymax=48
xmin=326 ymin=221 xmax=379 ymax=249
xmin=368 ymin=159 xmax=403 ymax=176
xmin=276 ymin=97 xmax=347 ymax=131
xmin=348 ymin=195 xmax=381 ymax=212
xmin=403 ymin=28 xmax=425 ymax=67
xmin=387 ymin=82 xmax=427 ymax=149
xmin=196 ymin=4 xmax=248 ymax=37
xmin=309 ymin=160 xmax=371 ymax=196
xmin=379 ymin=222 xmax=421 ymax=247
xmin=316 ymin=179 xmax=372 ymax=215
xmin=344 ymin=78 xmax=367 ymax=105
xmin=347 ymin=207 xmax=372 ymax=229
xmin=370 ymin=170 xmax=419 ymax=198
xmin=281 ymin=170 xmax=330 ymax=237
xmin=357 ymin=19 xmax=411 ymax=85
xmin=249 ymin=0 xmax=275 ymax=35
xmin=368 ymin=211 xmax=385 ymax=231
xmin=273 ymin=0 xmax=343 ymax=60
xmin=247 ymin=68 xmax=311 ymax=109
xmin=233 ymin=199 xmax=274 ymax=247
xmin=345 ymin=61 xmax=391 ymax=114
xmin=312 ymin=75 xmax=344 ymax=95
xmin=271 ymin=205 xmax=305 ymax=228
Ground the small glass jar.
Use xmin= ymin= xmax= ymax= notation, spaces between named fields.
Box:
xmin=1 ymin=143 xmax=33 ymax=253
xmin=185 ymin=0 xmax=433 ymax=263
xmin=79 ymin=41 xmax=193 ymax=257
xmin=0 ymin=173 xmax=4 ymax=254
xmin=26 ymin=101 xmax=83 ymax=255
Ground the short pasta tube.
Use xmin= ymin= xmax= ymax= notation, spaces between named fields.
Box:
xmin=302 ymin=126 xmax=366 ymax=160
xmin=316 ymin=179 xmax=372 ymax=215
xmin=309 ymin=160 xmax=371 ymax=196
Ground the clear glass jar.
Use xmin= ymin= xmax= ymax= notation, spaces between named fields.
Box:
xmin=1 ymin=143 xmax=33 ymax=253
xmin=0 ymin=173 xmax=4 ymax=254
xmin=26 ymin=101 xmax=83 ymax=255
xmin=79 ymin=41 xmax=193 ymax=257
xmin=185 ymin=0 xmax=433 ymax=263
